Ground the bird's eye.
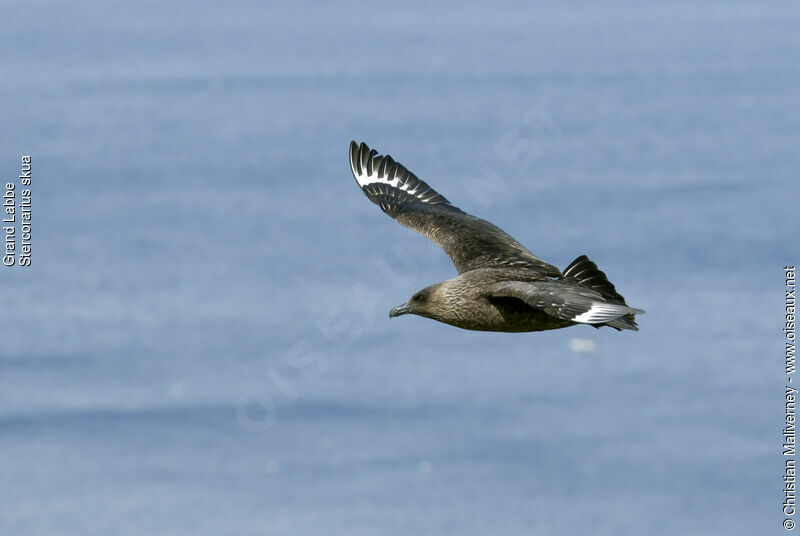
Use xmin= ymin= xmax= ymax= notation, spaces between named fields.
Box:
xmin=414 ymin=294 xmax=426 ymax=302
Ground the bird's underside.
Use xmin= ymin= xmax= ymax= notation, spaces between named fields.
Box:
xmin=349 ymin=141 xmax=644 ymax=332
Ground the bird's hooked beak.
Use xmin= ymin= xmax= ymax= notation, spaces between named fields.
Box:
xmin=389 ymin=303 xmax=410 ymax=318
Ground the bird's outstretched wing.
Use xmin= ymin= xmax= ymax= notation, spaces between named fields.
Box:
xmin=349 ymin=141 xmax=561 ymax=277
xmin=485 ymin=280 xmax=644 ymax=330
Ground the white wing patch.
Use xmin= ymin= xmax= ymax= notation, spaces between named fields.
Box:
xmin=356 ymin=167 xmax=425 ymax=199
xmin=349 ymin=142 xmax=449 ymax=206
xmin=572 ymin=302 xmax=640 ymax=324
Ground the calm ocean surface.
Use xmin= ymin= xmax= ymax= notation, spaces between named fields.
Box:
xmin=1 ymin=1 xmax=797 ymax=534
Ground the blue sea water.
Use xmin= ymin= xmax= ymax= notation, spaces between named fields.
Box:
xmin=1 ymin=1 xmax=797 ymax=534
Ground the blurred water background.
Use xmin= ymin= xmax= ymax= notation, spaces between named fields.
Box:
xmin=1 ymin=1 xmax=797 ymax=534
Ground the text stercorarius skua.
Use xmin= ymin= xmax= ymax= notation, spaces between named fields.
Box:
xmin=350 ymin=141 xmax=644 ymax=332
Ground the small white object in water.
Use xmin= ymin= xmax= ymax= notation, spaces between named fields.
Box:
xmin=265 ymin=460 xmax=281 ymax=475
xmin=418 ymin=460 xmax=433 ymax=474
xmin=167 ymin=381 xmax=186 ymax=399
xmin=569 ymin=338 xmax=597 ymax=354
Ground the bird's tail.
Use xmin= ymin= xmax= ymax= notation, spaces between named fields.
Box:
xmin=561 ymin=255 xmax=644 ymax=331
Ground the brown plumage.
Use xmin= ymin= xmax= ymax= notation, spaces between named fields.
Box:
xmin=350 ymin=141 xmax=644 ymax=332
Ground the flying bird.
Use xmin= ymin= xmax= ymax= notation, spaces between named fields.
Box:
xmin=349 ymin=141 xmax=644 ymax=332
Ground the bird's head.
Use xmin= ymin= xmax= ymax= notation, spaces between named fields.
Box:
xmin=389 ymin=283 xmax=447 ymax=320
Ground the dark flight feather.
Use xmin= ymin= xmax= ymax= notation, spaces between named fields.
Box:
xmin=349 ymin=141 xmax=561 ymax=277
